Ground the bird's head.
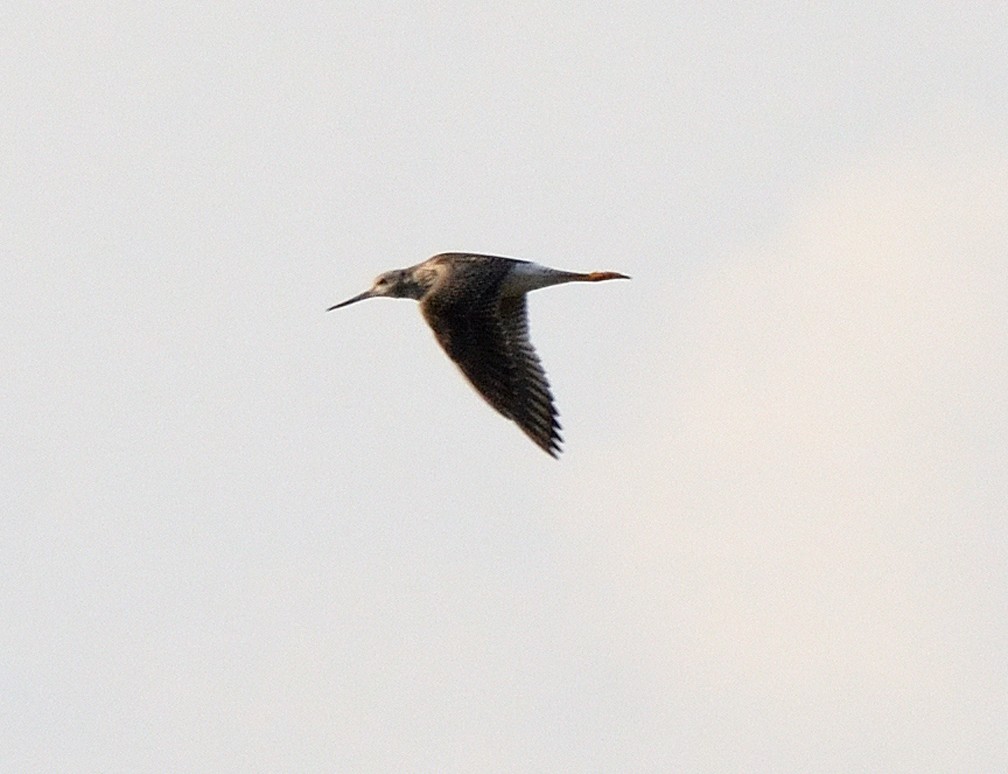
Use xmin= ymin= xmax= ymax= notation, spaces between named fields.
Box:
xmin=327 ymin=268 xmax=426 ymax=311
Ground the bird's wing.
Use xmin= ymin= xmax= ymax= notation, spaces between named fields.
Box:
xmin=421 ymin=287 xmax=562 ymax=457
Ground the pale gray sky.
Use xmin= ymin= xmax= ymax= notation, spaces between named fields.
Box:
xmin=5 ymin=4 xmax=1007 ymax=772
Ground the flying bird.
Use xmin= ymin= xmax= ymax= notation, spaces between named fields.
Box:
xmin=329 ymin=253 xmax=629 ymax=457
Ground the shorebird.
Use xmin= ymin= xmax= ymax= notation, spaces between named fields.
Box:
xmin=329 ymin=253 xmax=629 ymax=457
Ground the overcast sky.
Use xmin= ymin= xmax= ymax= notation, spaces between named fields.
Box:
xmin=5 ymin=4 xmax=1007 ymax=772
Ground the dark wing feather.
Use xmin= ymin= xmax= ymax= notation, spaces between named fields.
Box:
xmin=420 ymin=263 xmax=562 ymax=456
xmin=497 ymin=295 xmax=563 ymax=456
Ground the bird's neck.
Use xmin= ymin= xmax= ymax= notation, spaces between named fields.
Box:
xmin=400 ymin=264 xmax=441 ymax=299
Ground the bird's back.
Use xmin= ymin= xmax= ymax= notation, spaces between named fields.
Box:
xmin=420 ymin=253 xmax=523 ymax=305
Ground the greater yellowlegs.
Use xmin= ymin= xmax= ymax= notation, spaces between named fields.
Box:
xmin=329 ymin=253 xmax=629 ymax=457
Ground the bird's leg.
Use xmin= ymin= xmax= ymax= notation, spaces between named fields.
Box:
xmin=501 ymin=263 xmax=630 ymax=295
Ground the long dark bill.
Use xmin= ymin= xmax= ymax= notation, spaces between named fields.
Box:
xmin=327 ymin=290 xmax=374 ymax=311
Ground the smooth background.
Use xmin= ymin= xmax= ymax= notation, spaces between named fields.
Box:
xmin=5 ymin=5 xmax=1007 ymax=771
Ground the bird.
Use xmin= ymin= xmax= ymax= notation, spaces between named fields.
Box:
xmin=328 ymin=252 xmax=629 ymax=457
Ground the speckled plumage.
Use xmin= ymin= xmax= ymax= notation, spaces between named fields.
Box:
xmin=329 ymin=253 xmax=628 ymax=457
